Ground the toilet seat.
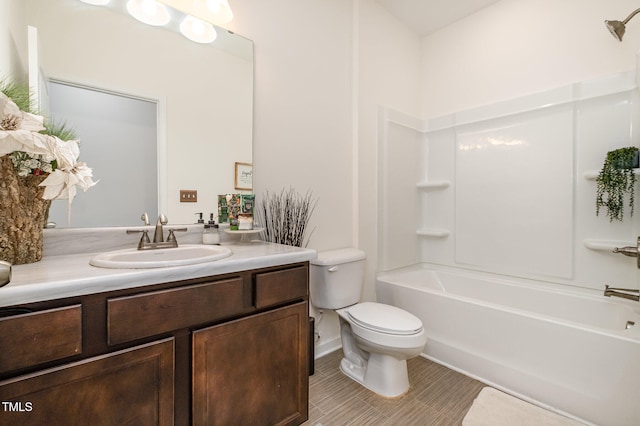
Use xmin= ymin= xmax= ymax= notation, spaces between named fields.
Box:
xmin=347 ymin=302 xmax=423 ymax=336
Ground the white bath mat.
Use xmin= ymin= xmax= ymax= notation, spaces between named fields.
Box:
xmin=462 ymin=387 xmax=585 ymax=426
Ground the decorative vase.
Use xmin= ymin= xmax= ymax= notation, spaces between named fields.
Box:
xmin=0 ymin=156 xmax=51 ymax=264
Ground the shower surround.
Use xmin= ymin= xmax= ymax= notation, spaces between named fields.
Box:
xmin=376 ymin=65 xmax=640 ymax=424
xmin=378 ymin=67 xmax=640 ymax=290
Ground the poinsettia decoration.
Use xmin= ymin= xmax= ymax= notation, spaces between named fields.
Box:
xmin=0 ymin=90 xmax=97 ymax=204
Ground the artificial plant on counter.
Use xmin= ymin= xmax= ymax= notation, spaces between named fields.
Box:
xmin=256 ymin=188 xmax=317 ymax=247
xmin=0 ymin=78 xmax=97 ymax=264
xmin=595 ymin=146 xmax=639 ymax=222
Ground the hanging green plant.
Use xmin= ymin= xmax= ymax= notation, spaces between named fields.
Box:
xmin=596 ymin=146 xmax=639 ymax=222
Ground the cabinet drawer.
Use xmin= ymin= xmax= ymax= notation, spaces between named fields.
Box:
xmin=108 ymin=278 xmax=244 ymax=345
xmin=0 ymin=305 xmax=82 ymax=373
xmin=0 ymin=338 xmax=174 ymax=425
xmin=255 ymin=266 xmax=308 ymax=309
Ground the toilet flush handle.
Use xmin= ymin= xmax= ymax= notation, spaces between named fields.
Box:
xmin=328 ymin=266 xmax=339 ymax=272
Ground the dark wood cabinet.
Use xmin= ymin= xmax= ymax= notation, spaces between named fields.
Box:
xmin=193 ymin=301 xmax=308 ymax=426
xmin=0 ymin=305 xmax=82 ymax=372
xmin=0 ymin=262 xmax=309 ymax=425
xmin=107 ymin=277 xmax=245 ymax=345
xmin=0 ymin=338 xmax=174 ymax=425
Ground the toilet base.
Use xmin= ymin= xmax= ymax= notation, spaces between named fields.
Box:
xmin=339 ymin=352 xmax=410 ymax=398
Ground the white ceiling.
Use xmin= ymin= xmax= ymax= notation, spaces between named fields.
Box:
xmin=375 ymin=0 xmax=502 ymax=36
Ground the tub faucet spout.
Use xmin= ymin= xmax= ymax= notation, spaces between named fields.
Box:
xmin=604 ymin=285 xmax=640 ymax=301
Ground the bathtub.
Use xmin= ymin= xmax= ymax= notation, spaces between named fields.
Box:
xmin=376 ymin=264 xmax=640 ymax=426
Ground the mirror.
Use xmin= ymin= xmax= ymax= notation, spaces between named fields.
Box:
xmin=25 ymin=0 xmax=253 ymax=227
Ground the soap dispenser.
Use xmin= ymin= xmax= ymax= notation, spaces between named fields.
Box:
xmin=203 ymin=213 xmax=220 ymax=245
xmin=195 ymin=212 xmax=205 ymax=224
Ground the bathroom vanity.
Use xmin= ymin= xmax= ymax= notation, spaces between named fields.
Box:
xmin=0 ymin=237 xmax=314 ymax=425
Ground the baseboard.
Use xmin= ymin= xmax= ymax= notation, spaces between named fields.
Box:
xmin=314 ymin=336 xmax=341 ymax=359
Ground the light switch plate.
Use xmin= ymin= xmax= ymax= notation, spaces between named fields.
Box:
xmin=180 ymin=190 xmax=197 ymax=202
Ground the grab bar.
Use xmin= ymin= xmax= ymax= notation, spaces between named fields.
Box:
xmin=604 ymin=285 xmax=640 ymax=302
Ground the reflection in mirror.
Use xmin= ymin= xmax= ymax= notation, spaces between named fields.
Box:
xmin=47 ymin=81 xmax=159 ymax=227
xmin=26 ymin=0 xmax=254 ymax=227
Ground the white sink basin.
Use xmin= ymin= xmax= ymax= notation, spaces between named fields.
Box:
xmin=89 ymin=244 xmax=232 ymax=269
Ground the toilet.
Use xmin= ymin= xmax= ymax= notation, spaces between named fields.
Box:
xmin=310 ymin=248 xmax=427 ymax=398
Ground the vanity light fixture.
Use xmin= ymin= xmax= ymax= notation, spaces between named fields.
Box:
xmin=158 ymin=0 xmax=233 ymax=26
xmin=179 ymin=15 xmax=217 ymax=44
xmin=205 ymin=0 xmax=233 ymax=25
xmin=126 ymin=0 xmax=171 ymax=26
xmin=78 ymin=0 xmax=228 ymax=45
xmin=79 ymin=0 xmax=111 ymax=5
xmin=605 ymin=7 xmax=640 ymax=41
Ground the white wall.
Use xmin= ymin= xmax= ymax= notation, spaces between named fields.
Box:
xmin=421 ymin=0 xmax=640 ymax=118
xmin=0 ymin=0 xmax=28 ymax=82
xmin=356 ymin=0 xmax=421 ymax=306
xmin=230 ymin=0 xmax=421 ymax=354
xmin=229 ymin=0 xmax=357 ymax=353
xmin=229 ymin=0 xmax=355 ymax=251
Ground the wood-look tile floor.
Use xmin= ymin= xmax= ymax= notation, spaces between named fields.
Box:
xmin=303 ymin=350 xmax=486 ymax=426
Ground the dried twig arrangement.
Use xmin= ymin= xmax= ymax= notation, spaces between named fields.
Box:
xmin=257 ymin=188 xmax=317 ymax=247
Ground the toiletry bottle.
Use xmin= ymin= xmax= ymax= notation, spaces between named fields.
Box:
xmin=212 ymin=223 xmax=220 ymax=244
xmin=203 ymin=214 xmax=220 ymax=245
xmin=195 ymin=212 xmax=204 ymax=224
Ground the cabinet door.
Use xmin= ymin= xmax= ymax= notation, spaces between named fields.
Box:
xmin=0 ymin=338 xmax=174 ymax=425
xmin=193 ymin=301 xmax=308 ymax=426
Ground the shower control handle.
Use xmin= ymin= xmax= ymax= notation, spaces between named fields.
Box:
xmin=612 ymin=236 xmax=640 ymax=269
xmin=613 ymin=246 xmax=637 ymax=257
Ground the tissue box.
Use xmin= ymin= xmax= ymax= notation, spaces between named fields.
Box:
xmin=238 ymin=213 xmax=253 ymax=230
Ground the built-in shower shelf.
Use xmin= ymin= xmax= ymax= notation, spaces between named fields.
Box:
xmin=417 ymin=228 xmax=450 ymax=238
xmin=583 ymin=239 xmax=633 ymax=252
xmin=583 ymin=168 xmax=640 ymax=180
xmin=416 ymin=181 xmax=450 ymax=191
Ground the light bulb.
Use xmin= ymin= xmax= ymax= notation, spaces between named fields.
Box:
xmin=126 ymin=0 xmax=171 ymax=26
xmin=180 ymin=15 xmax=217 ymax=43
xmin=205 ymin=0 xmax=233 ymax=24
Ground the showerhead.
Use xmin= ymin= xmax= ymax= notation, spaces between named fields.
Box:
xmin=605 ymin=8 xmax=640 ymax=42
xmin=605 ymin=19 xmax=625 ymax=41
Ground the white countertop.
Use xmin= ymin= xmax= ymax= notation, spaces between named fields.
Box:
xmin=0 ymin=241 xmax=316 ymax=307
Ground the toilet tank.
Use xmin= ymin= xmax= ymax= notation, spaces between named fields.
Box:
xmin=309 ymin=248 xmax=366 ymax=309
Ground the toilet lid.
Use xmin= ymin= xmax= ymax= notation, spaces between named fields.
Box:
xmin=347 ymin=302 xmax=423 ymax=335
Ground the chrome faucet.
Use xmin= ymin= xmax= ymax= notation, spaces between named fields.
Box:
xmin=604 ymin=285 xmax=640 ymax=302
xmin=126 ymin=214 xmax=187 ymax=250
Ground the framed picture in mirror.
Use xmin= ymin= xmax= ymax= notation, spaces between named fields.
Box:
xmin=234 ymin=162 xmax=253 ymax=190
